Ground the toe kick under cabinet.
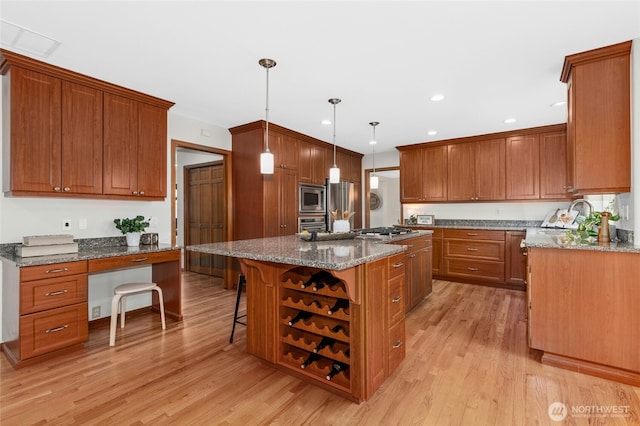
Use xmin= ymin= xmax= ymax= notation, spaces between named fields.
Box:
xmin=2 ymin=260 xmax=89 ymax=367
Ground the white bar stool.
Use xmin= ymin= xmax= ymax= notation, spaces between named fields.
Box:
xmin=109 ymin=282 xmax=166 ymax=346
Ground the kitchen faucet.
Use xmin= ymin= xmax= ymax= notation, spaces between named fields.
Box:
xmin=568 ymin=199 xmax=594 ymax=218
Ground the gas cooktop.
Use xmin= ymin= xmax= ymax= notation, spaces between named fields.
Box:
xmin=359 ymin=227 xmax=414 ymax=236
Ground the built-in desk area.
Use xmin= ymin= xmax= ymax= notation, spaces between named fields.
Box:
xmin=0 ymin=240 xmax=182 ymax=368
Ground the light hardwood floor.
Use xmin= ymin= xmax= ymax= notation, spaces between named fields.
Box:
xmin=1 ymin=272 xmax=639 ymax=425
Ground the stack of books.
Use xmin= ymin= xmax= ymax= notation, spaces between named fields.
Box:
xmin=16 ymin=234 xmax=78 ymax=257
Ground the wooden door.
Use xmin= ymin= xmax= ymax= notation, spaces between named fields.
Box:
xmin=423 ymin=145 xmax=448 ymax=201
xmin=475 ymin=138 xmax=505 ymax=200
xmin=298 ymin=141 xmax=313 ymax=183
xmin=137 ymin=103 xmax=167 ymax=197
xmin=103 ymin=93 xmax=138 ymax=196
xmin=447 ymin=143 xmax=475 ymax=201
xmin=399 ymin=150 xmax=424 ymax=202
xmin=186 ymin=162 xmax=226 ymax=276
xmin=505 ymin=231 xmax=526 ymax=287
xmin=280 ymin=169 xmax=299 ymax=235
xmin=61 ymin=82 xmax=103 ymax=195
xmin=540 ymin=131 xmax=570 ymax=199
xmin=505 ymin=135 xmax=539 ymax=200
xmin=10 ymin=68 xmax=62 ymax=193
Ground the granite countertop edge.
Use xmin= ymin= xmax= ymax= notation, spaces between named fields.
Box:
xmin=524 ymin=228 xmax=640 ymax=253
xmin=0 ymin=242 xmax=182 ymax=267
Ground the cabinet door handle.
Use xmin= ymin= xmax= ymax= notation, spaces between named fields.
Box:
xmin=408 ymin=253 xmax=416 ymax=258
xmin=63 ymin=187 xmax=71 ymax=192
xmin=139 ymin=191 xmax=145 ymax=196
xmin=45 ymin=289 xmax=68 ymax=297
xmin=392 ymin=296 xmax=402 ymax=303
xmin=467 ymin=233 xmax=478 ymax=236
xmin=132 ymin=191 xmax=139 ymax=195
xmin=53 ymin=186 xmax=62 ymax=192
xmin=392 ymin=341 xmax=403 ymax=349
xmin=467 ymin=267 xmax=479 ymax=271
xmin=45 ymin=267 xmax=69 ymax=274
xmin=392 ymin=262 xmax=404 ymax=268
xmin=45 ymin=325 xmax=69 ymax=334
xmin=131 ymin=257 xmax=149 ymax=263
xmin=466 ymin=247 xmax=479 ymax=251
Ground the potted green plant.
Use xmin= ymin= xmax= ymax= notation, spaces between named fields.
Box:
xmin=114 ymin=215 xmax=150 ymax=246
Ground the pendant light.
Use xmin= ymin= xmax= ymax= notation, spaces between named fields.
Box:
xmin=369 ymin=122 xmax=379 ymax=189
xmin=259 ymin=58 xmax=276 ymax=174
xmin=328 ymin=98 xmax=341 ymax=183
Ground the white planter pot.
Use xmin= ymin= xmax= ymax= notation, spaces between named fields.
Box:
xmin=125 ymin=232 xmax=141 ymax=247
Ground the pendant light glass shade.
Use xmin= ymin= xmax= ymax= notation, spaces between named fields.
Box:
xmin=369 ymin=121 xmax=379 ymax=189
xmin=259 ymin=58 xmax=276 ymax=174
xmin=328 ymin=98 xmax=341 ymax=183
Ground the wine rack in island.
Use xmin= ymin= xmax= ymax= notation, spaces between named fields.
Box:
xmin=280 ymin=268 xmax=352 ymax=391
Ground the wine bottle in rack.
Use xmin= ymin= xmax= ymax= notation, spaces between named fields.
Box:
xmin=288 ymin=310 xmax=312 ymax=326
xmin=326 ymin=361 xmax=349 ymax=381
xmin=327 ymin=299 xmax=349 ymax=315
xmin=312 ymin=275 xmax=341 ymax=292
xmin=301 ymin=270 xmax=333 ymax=289
xmin=330 ymin=324 xmax=345 ymax=334
xmin=300 ymin=352 xmax=321 ymax=369
xmin=312 ymin=336 xmax=336 ymax=353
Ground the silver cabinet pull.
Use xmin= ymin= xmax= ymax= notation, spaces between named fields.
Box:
xmin=45 ymin=325 xmax=69 ymax=333
xmin=63 ymin=187 xmax=71 ymax=192
xmin=53 ymin=186 xmax=61 ymax=192
xmin=467 ymin=232 xmax=478 ymax=236
xmin=392 ymin=296 xmax=402 ymax=303
xmin=392 ymin=262 xmax=404 ymax=268
xmin=131 ymin=257 xmax=148 ymax=263
xmin=392 ymin=341 xmax=403 ymax=349
xmin=139 ymin=191 xmax=145 ymax=196
xmin=466 ymin=247 xmax=479 ymax=251
xmin=467 ymin=267 xmax=479 ymax=271
xmin=45 ymin=289 xmax=68 ymax=297
xmin=408 ymin=254 xmax=416 ymax=258
xmin=45 ymin=267 xmax=69 ymax=274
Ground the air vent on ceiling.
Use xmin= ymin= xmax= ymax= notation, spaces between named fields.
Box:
xmin=1 ymin=19 xmax=61 ymax=58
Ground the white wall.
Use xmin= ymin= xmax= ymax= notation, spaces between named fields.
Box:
xmin=0 ymin=102 xmax=231 ymax=332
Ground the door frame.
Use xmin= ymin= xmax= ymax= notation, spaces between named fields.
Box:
xmin=363 ymin=166 xmax=400 ymax=228
xmin=171 ymin=139 xmax=234 ymax=289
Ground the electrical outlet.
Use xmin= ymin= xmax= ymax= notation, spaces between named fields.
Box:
xmin=91 ymin=306 xmax=101 ymax=319
xmin=62 ymin=219 xmax=71 ymax=231
xmin=495 ymin=209 xmax=500 ymax=216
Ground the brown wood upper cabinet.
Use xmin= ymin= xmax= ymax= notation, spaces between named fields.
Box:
xmin=271 ymin=132 xmax=299 ymax=171
xmin=448 ymin=139 xmax=505 ymax=201
xmin=560 ymin=40 xmax=631 ymax=195
xmin=400 ymin=145 xmax=447 ymax=202
xmin=299 ymin=141 xmax=328 ymax=186
xmin=0 ymin=49 xmax=173 ymax=200
xmin=397 ymin=124 xmax=572 ymax=203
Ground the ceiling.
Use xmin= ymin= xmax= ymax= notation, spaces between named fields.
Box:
xmin=1 ymin=1 xmax=639 ymax=155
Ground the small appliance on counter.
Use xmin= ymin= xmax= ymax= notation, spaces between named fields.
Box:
xmin=541 ymin=209 xmax=579 ymax=229
xmin=299 ymin=184 xmax=325 ymax=214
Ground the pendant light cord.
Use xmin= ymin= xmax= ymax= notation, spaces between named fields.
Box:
xmin=332 ymin=102 xmax=337 ymax=167
xmin=265 ymin=66 xmax=270 ymax=152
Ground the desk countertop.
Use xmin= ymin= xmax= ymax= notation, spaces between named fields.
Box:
xmin=0 ymin=242 xmax=181 ymax=268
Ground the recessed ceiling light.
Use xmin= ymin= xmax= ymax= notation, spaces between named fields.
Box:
xmin=427 ymin=130 xmax=438 ymax=136
xmin=321 ymin=119 xmax=331 ymax=125
xmin=430 ymin=94 xmax=445 ymax=102
xmin=369 ymin=140 xmax=377 ymax=145
xmin=550 ymin=101 xmax=567 ymax=107
xmin=504 ymin=118 xmax=517 ymax=124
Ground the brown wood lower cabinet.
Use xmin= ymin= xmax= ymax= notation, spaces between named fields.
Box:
xmin=417 ymin=227 xmax=526 ymax=291
xmin=391 ymin=234 xmax=433 ymax=312
xmin=239 ymin=254 xmax=406 ymax=402
xmin=527 ymin=247 xmax=640 ymax=386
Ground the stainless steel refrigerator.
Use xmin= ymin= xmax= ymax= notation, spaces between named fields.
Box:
xmin=325 ymin=179 xmax=355 ymax=232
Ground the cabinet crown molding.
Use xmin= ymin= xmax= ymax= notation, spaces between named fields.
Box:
xmin=560 ymin=40 xmax=632 ymax=83
xmin=0 ymin=48 xmax=174 ymax=109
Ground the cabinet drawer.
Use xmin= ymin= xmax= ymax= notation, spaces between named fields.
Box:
xmin=88 ymin=249 xmax=180 ymax=272
xmin=444 ymin=258 xmax=505 ymax=283
xmin=444 ymin=239 xmax=505 ymax=261
xmin=20 ymin=303 xmax=88 ymax=359
xmin=21 ymin=274 xmax=88 ymax=314
xmin=400 ymin=236 xmax=429 ymax=252
xmin=444 ymin=229 xmax=505 ymax=241
xmin=388 ymin=320 xmax=406 ymax=375
xmin=20 ymin=261 xmax=88 ymax=282
xmin=388 ymin=274 xmax=405 ymax=325
xmin=388 ymin=253 xmax=406 ymax=278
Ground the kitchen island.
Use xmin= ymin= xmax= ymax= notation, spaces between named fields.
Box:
xmin=188 ymin=231 xmax=431 ymax=402
xmin=524 ymin=228 xmax=640 ymax=386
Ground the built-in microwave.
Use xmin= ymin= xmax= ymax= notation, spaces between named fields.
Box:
xmin=299 ymin=184 xmax=326 ymax=214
